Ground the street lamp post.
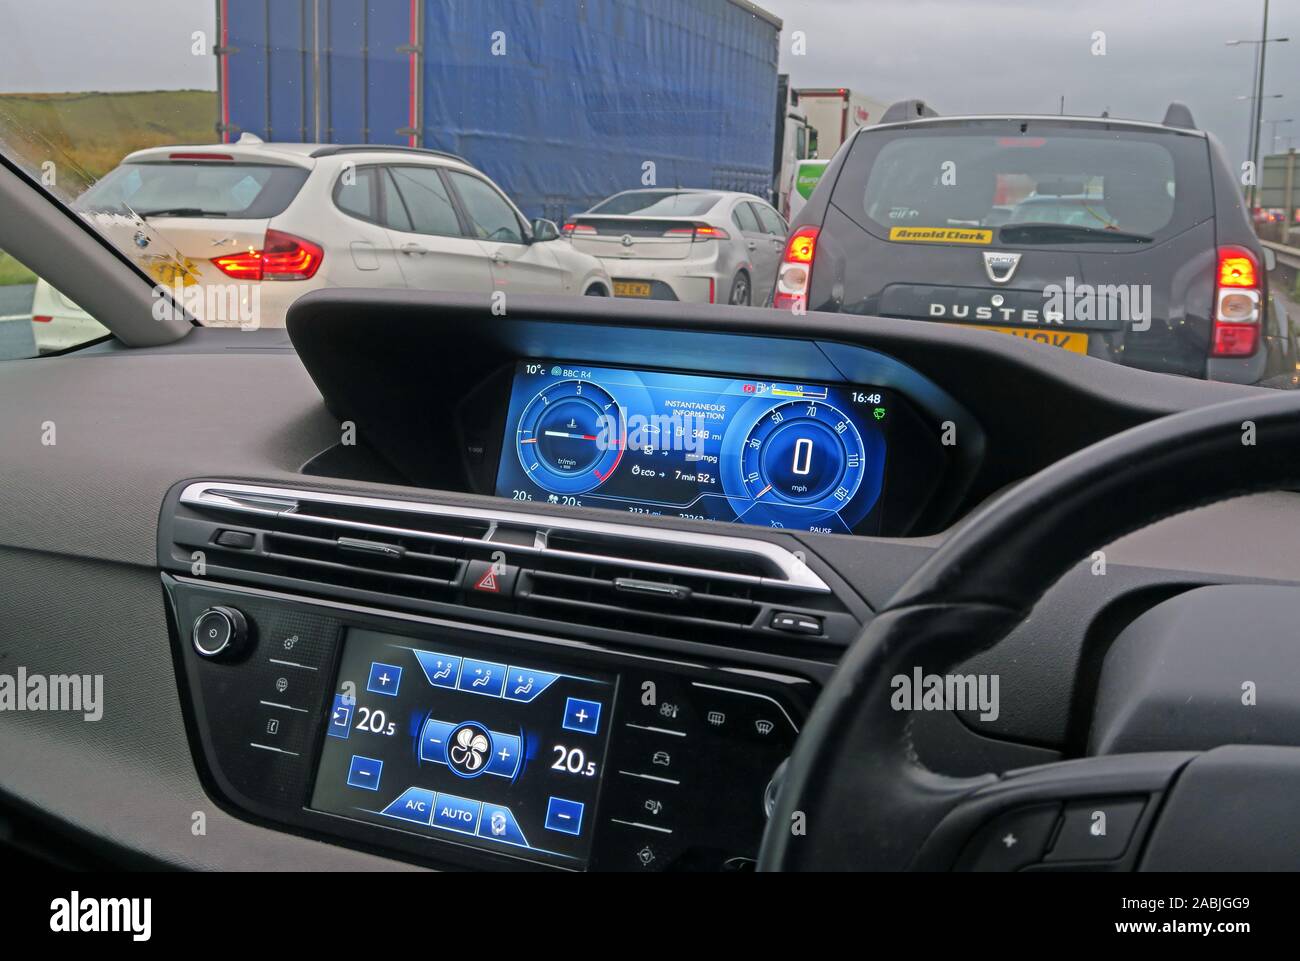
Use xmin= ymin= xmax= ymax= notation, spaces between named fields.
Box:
xmin=1226 ymin=4 xmax=1289 ymax=208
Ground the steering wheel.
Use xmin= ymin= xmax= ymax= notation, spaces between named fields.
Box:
xmin=759 ymin=390 xmax=1300 ymax=871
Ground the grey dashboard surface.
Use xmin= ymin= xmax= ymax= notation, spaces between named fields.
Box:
xmin=2 ymin=315 xmax=1300 ymax=869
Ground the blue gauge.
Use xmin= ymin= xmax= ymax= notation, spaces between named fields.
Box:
xmin=739 ymin=400 xmax=866 ymax=517
xmin=515 ymin=379 xmax=624 ymax=495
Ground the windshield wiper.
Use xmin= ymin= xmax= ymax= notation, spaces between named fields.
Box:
xmin=136 ymin=207 xmax=228 ymax=218
xmin=998 ymin=223 xmax=1152 ymax=244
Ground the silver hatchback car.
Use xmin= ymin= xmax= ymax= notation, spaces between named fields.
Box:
xmin=563 ymin=189 xmax=788 ymax=306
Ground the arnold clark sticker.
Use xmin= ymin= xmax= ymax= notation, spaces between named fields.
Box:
xmin=889 ymin=226 xmax=994 ymax=244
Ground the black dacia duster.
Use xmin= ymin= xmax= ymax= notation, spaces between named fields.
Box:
xmin=772 ymin=99 xmax=1292 ymax=385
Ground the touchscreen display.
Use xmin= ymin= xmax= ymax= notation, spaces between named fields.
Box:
xmin=310 ymin=628 xmax=617 ymax=869
xmin=494 ymin=361 xmax=890 ymax=534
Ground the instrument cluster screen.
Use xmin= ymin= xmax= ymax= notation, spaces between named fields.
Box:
xmin=494 ymin=361 xmax=891 ymax=534
xmin=310 ymin=628 xmax=617 ymax=869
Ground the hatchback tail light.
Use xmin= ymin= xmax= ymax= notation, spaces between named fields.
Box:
xmin=211 ymin=229 xmax=324 ymax=281
xmin=773 ymin=225 xmax=820 ymax=311
xmin=1210 ymin=245 xmax=1262 ymax=357
xmin=661 ymin=223 xmax=730 ymax=241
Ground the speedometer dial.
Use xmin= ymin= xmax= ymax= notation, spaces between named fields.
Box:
xmin=739 ymin=400 xmax=866 ymax=520
xmin=515 ymin=380 xmax=624 ymax=495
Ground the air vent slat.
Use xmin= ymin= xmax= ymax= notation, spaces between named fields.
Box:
xmin=519 ymin=591 xmax=759 ymax=632
xmin=165 ymin=482 xmax=857 ymax=652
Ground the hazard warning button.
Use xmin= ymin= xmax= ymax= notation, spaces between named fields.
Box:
xmin=464 ymin=558 xmax=518 ymax=600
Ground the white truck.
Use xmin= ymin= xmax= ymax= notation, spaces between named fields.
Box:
xmin=796 ymin=88 xmax=889 ymax=158
xmin=772 ymin=75 xmax=819 ymax=219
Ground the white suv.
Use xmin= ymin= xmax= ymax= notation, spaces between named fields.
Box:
xmin=53 ymin=136 xmax=611 ymax=333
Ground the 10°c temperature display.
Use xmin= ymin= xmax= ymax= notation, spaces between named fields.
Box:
xmin=494 ymin=362 xmax=891 ymax=535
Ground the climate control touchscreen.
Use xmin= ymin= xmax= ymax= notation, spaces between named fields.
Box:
xmin=310 ymin=628 xmax=617 ymax=869
xmin=494 ymin=361 xmax=891 ymax=534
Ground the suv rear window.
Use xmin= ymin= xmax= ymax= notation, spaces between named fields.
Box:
xmin=588 ymin=191 xmax=722 ymax=216
xmin=843 ymin=124 xmax=1212 ymax=246
xmin=75 ymin=161 xmax=309 ymax=218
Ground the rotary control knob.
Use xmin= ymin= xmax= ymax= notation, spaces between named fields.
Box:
xmin=191 ymin=606 xmax=250 ymax=660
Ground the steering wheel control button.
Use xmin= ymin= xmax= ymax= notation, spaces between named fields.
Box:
xmin=1044 ymin=797 xmax=1146 ymax=863
xmin=191 ymin=606 xmax=248 ymax=659
xmin=956 ymin=804 xmax=1061 ymax=871
xmin=545 ymin=796 xmax=585 ymax=835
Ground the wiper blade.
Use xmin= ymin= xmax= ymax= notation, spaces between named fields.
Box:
xmin=136 ymin=207 xmax=228 ymax=218
xmin=999 ymin=223 xmax=1152 ymax=244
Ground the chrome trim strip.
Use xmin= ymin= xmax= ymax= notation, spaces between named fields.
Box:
xmin=178 ymin=481 xmax=829 ymax=593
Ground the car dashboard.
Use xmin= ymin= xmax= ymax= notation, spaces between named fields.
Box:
xmin=2 ymin=290 xmax=1296 ymax=872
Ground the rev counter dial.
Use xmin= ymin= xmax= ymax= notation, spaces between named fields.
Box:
xmin=515 ymin=379 xmax=626 ymax=495
xmin=739 ymin=400 xmax=866 ymax=515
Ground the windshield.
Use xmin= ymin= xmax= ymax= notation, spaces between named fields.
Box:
xmin=0 ymin=0 xmax=1296 ymax=387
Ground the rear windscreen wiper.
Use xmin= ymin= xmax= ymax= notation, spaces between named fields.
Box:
xmin=998 ymin=223 xmax=1152 ymax=244
xmin=136 ymin=207 xmax=229 ymax=218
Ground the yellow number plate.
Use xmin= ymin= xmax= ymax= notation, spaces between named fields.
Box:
xmin=614 ymin=281 xmax=653 ymax=298
xmin=972 ymin=324 xmax=1090 ymax=354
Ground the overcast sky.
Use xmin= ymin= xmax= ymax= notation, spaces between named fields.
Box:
xmin=764 ymin=0 xmax=1300 ymax=164
xmin=0 ymin=0 xmax=1296 ymax=164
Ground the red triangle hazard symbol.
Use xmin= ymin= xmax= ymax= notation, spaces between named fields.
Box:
xmin=475 ymin=568 xmax=500 ymax=592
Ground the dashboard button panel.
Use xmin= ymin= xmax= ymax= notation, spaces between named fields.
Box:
xmin=165 ymin=576 xmax=814 ymax=872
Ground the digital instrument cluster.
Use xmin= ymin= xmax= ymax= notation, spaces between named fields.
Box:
xmin=493 ymin=361 xmax=892 ymax=535
xmin=310 ymin=628 xmax=617 ymax=869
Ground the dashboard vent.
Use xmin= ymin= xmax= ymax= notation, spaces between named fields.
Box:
xmin=162 ymin=482 xmax=860 ymax=653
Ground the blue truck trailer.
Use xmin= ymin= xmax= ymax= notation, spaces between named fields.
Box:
xmin=215 ymin=0 xmax=783 ymax=221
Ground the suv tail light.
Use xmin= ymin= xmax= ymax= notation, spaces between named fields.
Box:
xmin=211 ymin=229 xmax=324 ymax=281
xmin=773 ymin=226 xmax=820 ymax=311
xmin=1211 ymin=245 xmax=1262 ymax=357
